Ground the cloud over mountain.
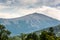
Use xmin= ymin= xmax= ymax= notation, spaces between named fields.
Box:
xmin=0 ymin=0 xmax=60 ymax=20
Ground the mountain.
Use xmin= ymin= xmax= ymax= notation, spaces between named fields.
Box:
xmin=0 ymin=13 xmax=60 ymax=36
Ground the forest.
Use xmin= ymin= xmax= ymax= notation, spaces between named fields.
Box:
xmin=0 ymin=24 xmax=60 ymax=40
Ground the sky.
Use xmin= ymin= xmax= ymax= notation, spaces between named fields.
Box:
xmin=0 ymin=0 xmax=60 ymax=20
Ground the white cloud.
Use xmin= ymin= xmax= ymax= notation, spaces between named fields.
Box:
xmin=19 ymin=0 xmax=37 ymax=5
xmin=0 ymin=6 xmax=47 ymax=18
xmin=0 ymin=5 xmax=8 ymax=9
xmin=0 ymin=13 xmax=20 ymax=19
xmin=6 ymin=0 xmax=12 ymax=5
xmin=0 ymin=0 xmax=60 ymax=7
xmin=0 ymin=6 xmax=60 ymax=21
xmin=0 ymin=6 xmax=60 ymax=20
xmin=0 ymin=5 xmax=14 ymax=9
xmin=43 ymin=7 xmax=60 ymax=20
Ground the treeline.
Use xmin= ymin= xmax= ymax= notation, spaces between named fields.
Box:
xmin=0 ymin=24 xmax=60 ymax=40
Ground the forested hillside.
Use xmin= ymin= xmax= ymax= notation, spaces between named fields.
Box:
xmin=1 ymin=24 xmax=60 ymax=40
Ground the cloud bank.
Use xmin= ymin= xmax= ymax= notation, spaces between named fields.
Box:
xmin=0 ymin=0 xmax=60 ymax=20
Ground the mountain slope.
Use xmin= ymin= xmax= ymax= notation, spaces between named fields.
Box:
xmin=35 ymin=24 xmax=60 ymax=37
xmin=0 ymin=13 xmax=60 ymax=36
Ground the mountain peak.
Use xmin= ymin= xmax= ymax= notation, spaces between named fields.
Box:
xmin=32 ymin=12 xmax=41 ymax=15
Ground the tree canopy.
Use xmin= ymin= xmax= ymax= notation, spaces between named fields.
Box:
xmin=0 ymin=24 xmax=11 ymax=40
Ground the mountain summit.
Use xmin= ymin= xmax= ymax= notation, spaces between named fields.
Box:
xmin=0 ymin=13 xmax=60 ymax=35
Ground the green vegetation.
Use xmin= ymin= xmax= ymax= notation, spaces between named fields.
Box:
xmin=0 ymin=24 xmax=60 ymax=40
xmin=0 ymin=24 xmax=11 ymax=40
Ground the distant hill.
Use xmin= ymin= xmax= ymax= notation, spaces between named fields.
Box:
xmin=0 ymin=13 xmax=60 ymax=36
xmin=35 ymin=24 xmax=60 ymax=36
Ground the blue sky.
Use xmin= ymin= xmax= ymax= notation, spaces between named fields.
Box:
xmin=0 ymin=0 xmax=60 ymax=20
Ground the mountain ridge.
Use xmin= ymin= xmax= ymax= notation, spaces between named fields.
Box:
xmin=0 ymin=13 xmax=59 ymax=20
xmin=0 ymin=13 xmax=60 ymax=36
